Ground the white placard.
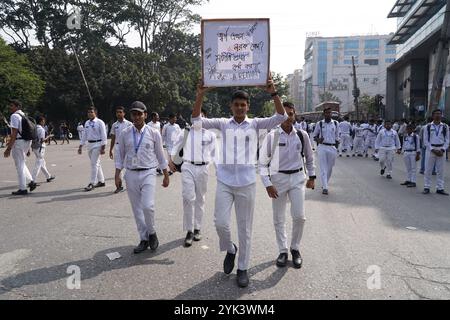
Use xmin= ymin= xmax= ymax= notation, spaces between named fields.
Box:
xmin=201 ymin=19 xmax=270 ymax=87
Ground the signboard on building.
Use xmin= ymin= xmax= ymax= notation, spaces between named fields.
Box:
xmin=201 ymin=19 xmax=270 ymax=87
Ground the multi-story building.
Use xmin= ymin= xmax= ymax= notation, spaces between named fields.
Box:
xmin=302 ymin=35 xmax=397 ymax=113
xmin=386 ymin=0 xmax=449 ymax=120
xmin=286 ymin=69 xmax=304 ymax=112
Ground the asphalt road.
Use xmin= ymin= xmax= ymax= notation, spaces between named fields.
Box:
xmin=0 ymin=141 xmax=450 ymax=300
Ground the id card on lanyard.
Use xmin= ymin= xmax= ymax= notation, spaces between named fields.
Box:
xmin=132 ymin=126 xmax=146 ymax=167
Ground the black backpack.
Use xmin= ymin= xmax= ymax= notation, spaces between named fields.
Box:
xmin=18 ymin=113 xmax=38 ymax=142
xmin=296 ymin=130 xmax=305 ymax=160
xmin=427 ymin=124 xmax=448 ymax=142
xmin=404 ymin=134 xmax=418 ymax=150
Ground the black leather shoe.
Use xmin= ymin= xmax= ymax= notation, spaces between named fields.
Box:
xmin=47 ymin=176 xmax=55 ymax=183
xmin=28 ymin=181 xmax=37 ymax=191
xmin=84 ymin=183 xmax=94 ymax=192
xmin=223 ymin=243 xmax=237 ymax=274
xmin=276 ymin=253 xmax=288 ymax=268
xmin=322 ymin=189 xmax=328 ymax=195
xmin=133 ymin=240 xmax=149 ymax=254
xmin=94 ymin=182 xmax=106 ymax=188
xmin=423 ymin=188 xmax=430 ymax=194
xmin=401 ymin=181 xmax=410 ymax=186
xmin=380 ymin=167 xmax=386 ymax=175
xmin=12 ymin=189 xmax=28 ymax=196
xmin=407 ymin=182 xmax=417 ymax=188
xmin=291 ymin=249 xmax=303 ymax=269
xmin=236 ymin=269 xmax=249 ymax=288
xmin=148 ymin=233 xmax=159 ymax=250
xmin=184 ymin=231 xmax=194 ymax=247
xmin=386 ymin=175 xmax=392 ymax=180
xmin=437 ymin=190 xmax=449 ymax=196
xmin=114 ymin=186 xmax=124 ymax=194
xmin=193 ymin=229 xmax=202 ymax=241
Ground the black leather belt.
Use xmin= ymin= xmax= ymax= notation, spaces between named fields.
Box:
xmin=189 ymin=161 xmax=209 ymax=166
xmin=432 ymin=144 xmax=444 ymax=147
xmin=88 ymin=140 xmax=102 ymax=143
xmin=279 ymin=168 xmax=303 ymax=174
xmin=129 ymin=168 xmax=151 ymax=171
xmin=405 ymin=150 xmax=417 ymax=152
xmin=322 ymin=143 xmax=336 ymax=146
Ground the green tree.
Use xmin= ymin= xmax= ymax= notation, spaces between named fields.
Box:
xmin=359 ymin=94 xmax=377 ymax=118
xmin=319 ymin=91 xmax=341 ymax=103
xmin=0 ymin=37 xmax=44 ymax=114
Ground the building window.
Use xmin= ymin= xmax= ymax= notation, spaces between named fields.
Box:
xmin=333 ymin=41 xmax=340 ymax=49
xmin=364 ymin=59 xmax=379 ymax=66
xmin=365 ymin=49 xmax=379 ymax=55
xmin=372 ymin=78 xmax=379 ymax=85
xmin=385 ymin=49 xmax=396 ymax=55
xmin=333 ymin=59 xmax=339 ymax=65
xmin=385 ymin=58 xmax=396 ymax=64
xmin=344 ymin=50 xmax=359 ymax=56
xmin=364 ymin=39 xmax=380 ymax=49
xmin=318 ymin=41 xmax=328 ymax=87
xmin=344 ymin=40 xmax=359 ymax=50
xmin=343 ymin=78 xmax=349 ymax=83
xmin=344 ymin=59 xmax=357 ymax=65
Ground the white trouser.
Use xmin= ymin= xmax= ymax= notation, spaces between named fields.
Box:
xmin=270 ymin=172 xmax=306 ymax=253
xmin=317 ymin=145 xmax=337 ymax=190
xmin=339 ymin=134 xmax=352 ymax=154
xmin=364 ymin=136 xmax=376 ymax=154
xmin=32 ymin=147 xmax=51 ymax=181
xmin=125 ymin=169 xmax=157 ymax=241
xmin=379 ymin=148 xmax=395 ymax=175
xmin=12 ymin=140 xmax=32 ymax=190
xmin=424 ymin=149 xmax=446 ymax=190
xmin=87 ymin=146 xmax=104 ymax=184
xmin=403 ymin=152 xmax=417 ymax=183
xmin=214 ymin=181 xmax=256 ymax=271
xmin=353 ymin=137 xmax=365 ymax=155
xmin=181 ymin=162 xmax=209 ymax=232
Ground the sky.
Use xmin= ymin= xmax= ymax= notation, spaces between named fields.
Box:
xmin=190 ymin=0 xmax=398 ymax=76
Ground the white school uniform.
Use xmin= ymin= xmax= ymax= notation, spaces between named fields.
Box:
xmin=375 ymin=128 xmax=401 ymax=176
xmin=402 ymin=133 xmax=420 ymax=183
xmin=116 ymin=125 xmax=168 ymax=241
xmin=10 ymin=110 xmax=32 ymax=190
xmin=423 ymin=122 xmax=449 ymax=190
xmin=338 ymin=121 xmax=352 ymax=155
xmin=80 ymin=117 xmax=107 ymax=185
xmin=31 ymin=125 xmax=52 ymax=181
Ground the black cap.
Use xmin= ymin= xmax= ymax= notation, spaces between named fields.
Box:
xmin=130 ymin=101 xmax=147 ymax=113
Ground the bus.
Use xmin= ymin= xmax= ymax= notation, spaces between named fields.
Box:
xmin=300 ymin=101 xmax=341 ymax=122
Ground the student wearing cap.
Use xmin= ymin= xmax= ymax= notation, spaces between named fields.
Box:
xmin=259 ymin=102 xmax=316 ymax=269
xmin=78 ymin=106 xmax=107 ymax=191
xmin=115 ymin=101 xmax=170 ymax=253
xmin=375 ymin=120 xmax=401 ymax=180
xmin=401 ymin=124 xmax=421 ymax=188
xmin=169 ymin=109 xmax=216 ymax=248
xmin=312 ymin=107 xmax=340 ymax=195
xmin=192 ymin=74 xmax=287 ymax=288
xmin=423 ymin=109 xmax=449 ymax=195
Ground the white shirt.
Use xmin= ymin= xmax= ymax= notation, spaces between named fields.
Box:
xmin=423 ymin=122 xmax=450 ymax=151
xmin=171 ymin=128 xmax=216 ymax=163
xmin=148 ymin=121 xmax=161 ymax=132
xmin=375 ymin=128 xmax=401 ymax=150
xmin=313 ymin=120 xmax=340 ymax=145
xmin=162 ymin=123 xmax=181 ymax=149
xmin=365 ymin=124 xmax=378 ymax=138
xmin=402 ymin=133 xmax=420 ymax=153
xmin=354 ymin=126 xmax=365 ymax=138
xmin=398 ymin=123 xmax=407 ymax=136
xmin=115 ymin=124 xmax=168 ymax=171
xmin=80 ymin=117 xmax=107 ymax=147
xmin=259 ymin=127 xmax=316 ymax=188
xmin=10 ymin=110 xmax=25 ymax=138
xmin=339 ymin=121 xmax=352 ymax=135
xmin=77 ymin=125 xmax=84 ymax=133
xmin=192 ymin=112 xmax=288 ymax=187
xmin=32 ymin=125 xmax=46 ymax=150
xmin=110 ymin=119 xmax=132 ymax=140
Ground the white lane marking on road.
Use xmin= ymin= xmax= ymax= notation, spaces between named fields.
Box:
xmin=0 ymin=249 xmax=32 ymax=278
xmin=406 ymin=227 xmax=418 ymax=231
xmin=201 ymin=245 xmax=209 ymax=250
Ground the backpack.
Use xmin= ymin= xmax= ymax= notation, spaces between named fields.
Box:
xmin=296 ymin=130 xmax=305 ymax=160
xmin=427 ymin=124 xmax=448 ymax=142
xmin=404 ymin=134 xmax=417 ymax=151
xmin=319 ymin=120 xmax=338 ymax=140
xmin=18 ymin=113 xmax=38 ymax=143
xmin=172 ymin=127 xmax=191 ymax=172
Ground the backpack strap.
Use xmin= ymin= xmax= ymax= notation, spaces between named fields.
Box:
xmin=427 ymin=124 xmax=431 ymax=143
xmin=296 ymin=130 xmax=305 ymax=160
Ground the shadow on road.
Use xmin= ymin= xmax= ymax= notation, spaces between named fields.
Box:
xmin=174 ymin=261 xmax=288 ymax=300
xmin=0 ymin=238 xmax=184 ymax=295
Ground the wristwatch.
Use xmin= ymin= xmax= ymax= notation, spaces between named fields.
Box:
xmin=308 ymin=176 xmax=316 ymax=180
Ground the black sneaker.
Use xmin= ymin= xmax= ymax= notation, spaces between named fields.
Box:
xmin=407 ymin=182 xmax=417 ymax=188
xmin=114 ymin=186 xmax=124 ymax=194
xmin=184 ymin=231 xmax=194 ymax=247
xmin=94 ymin=182 xmax=106 ymax=188
xmin=322 ymin=189 xmax=329 ymax=195
xmin=423 ymin=188 xmax=430 ymax=195
xmin=193 ymin=229 xmax=202 ymax=241
xmin=386 ymin=175 xmax=392 ymax=180
xmin=223 ymin=243 xmax=237 ymax=274
xmin=133 ymin=240 xmax=149 ymax=254
xmin=28 ymin=181 xmax=38 ymax=191
xmin=437 ymin=190 xmax=449 ymax=196
xmin=401 ymin=181 xmax=410 ymax=186
xmin=47 ymin=176 xmax=56 ymax=183
xmin=12 ymin=189 xmax=28 ymax=196
xmin=84 ymin=183 xmax=94 ymax=192
xmin=276 ymin=253 xmax=288 ymax=268
xmin=291 ymin=249 xmax=303 ymax=269
xmin=148 ymin=233 xmax=159 ymax=251
xmin=236 ymin=269 xmax=249 ymax=288
xmin=381 ymin=167 xmax=386 ymax=175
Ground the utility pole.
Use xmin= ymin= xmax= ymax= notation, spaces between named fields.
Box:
xmin=351 ymin=56 xmax=360 ymax=121
xmin=428 ymin=0 xmax=450 ymax=116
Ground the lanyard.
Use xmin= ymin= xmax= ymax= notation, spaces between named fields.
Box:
xmin=133 ymin=126 xmax=146 ymax=154
xmin=432 ymin=124 xmax=441 ymax=138
xmin=384 ymin=130 xmax=393 ymax=141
